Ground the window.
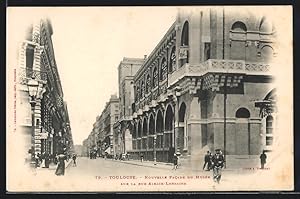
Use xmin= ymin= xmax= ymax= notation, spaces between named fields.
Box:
xmin=160 ymin=58 xmax=167 ymax=81
xmin=204 ymin=43 xmax=211 ymax=61
xmin=140 ymin=81 xmax=145 ymax=98
xmin=169 ymin=47 xmax=176 ymax=73
xmin=266 ymin=116 xmax=273 ymax=134
xmin=146 ymin=74 xmax=151 ymax=94
xmin=266 ymin=136 xmax=273 ymax=146
xmin=153 ymin=67 xmax=158 ymax=87
xmin=235 ymin=107 xmax=250 ymax=118
xmin=231 ymin=21 xmax=247 ymax=32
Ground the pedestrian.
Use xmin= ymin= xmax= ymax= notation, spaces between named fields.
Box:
xmin=260 ymin=150 xmax=267 ymax=169
xmin=172 ymin=153 xmax=178 ymax=170
xmin=203 ymin=151 xmax=211 ymax=171
xmin=35 ymin=153 xmax=40 ymax=167
xmin=55 ymin=152 xmax=67 ymax=176
xmin=211 ymin=149 xmax=225 ymax=184
xmin=44 ymin=152 xmax=50 ymax=168
xmin=72 ymin=154 xmax=77 ymax=167
xmin=140 ymin=153 xmax=144 ymax=162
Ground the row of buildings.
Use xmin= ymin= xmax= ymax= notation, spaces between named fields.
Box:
xmin=18 ymin=18 xmax=74 ymax=163
xmin=83 ymin=7 xmax=277 ymax=169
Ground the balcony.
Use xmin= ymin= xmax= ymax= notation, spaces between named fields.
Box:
xmin=168 ymin=59 xmax=272 ymax=87
xmin=18 ymin=67 xmax=47 ymax=84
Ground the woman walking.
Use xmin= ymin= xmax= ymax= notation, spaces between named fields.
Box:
xmin=55 ymin=153 xmax=67 ymax=176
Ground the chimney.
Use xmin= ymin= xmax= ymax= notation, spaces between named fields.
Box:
xmin=144 ymin=55 xmax=147 ymax=60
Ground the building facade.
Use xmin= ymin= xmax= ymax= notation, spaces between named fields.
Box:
xmin=18 ymin=18 xmax=74 ymax=159
xmin=113 ymin=57 xmax=145 ymax=155
xmin=126 ymin=8 xmax=277 ymax=169
xmin=86 ymin=95 xmax=120 ymax=157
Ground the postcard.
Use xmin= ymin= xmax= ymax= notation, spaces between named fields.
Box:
xmin=6 ymin=6 xmax=293 ymax=192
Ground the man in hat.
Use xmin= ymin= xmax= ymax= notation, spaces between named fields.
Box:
xmin=211 ymin=149 xmax=225 ymax=184
xmin=203 ymin=151 xmax=211 ymax=171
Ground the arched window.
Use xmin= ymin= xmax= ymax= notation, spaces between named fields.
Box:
xmin=140 ymin=81 xmax=145 ymax=98
xmin=181 ymin=21 xmax=189 ymax=46
xmin=230 ymin=21 xmax=247 ymax=60
xmin=136 ymin=85 xmax=140 ymax=101
xmin=152 ymin=67 xmax=158 ymax=87
xmin=261 ymin=45 xmax=274 ymax=62
xmin=236 ymin=107 xmax=250 ymax=118
xmin=169 ymin=46 xmax=176 ymax=73
xmin=231 ymin=21 xmax=247 ymax=32
xmin=160 ymin=57 xmax=167 ymax=81
xmin=146 ymin=74 xmax=151 ymax=94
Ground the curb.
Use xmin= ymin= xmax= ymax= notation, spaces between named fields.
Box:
xmin=117 ymin=160 xmax=173 ymax=170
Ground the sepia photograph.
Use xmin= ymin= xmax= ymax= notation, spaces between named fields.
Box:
xmin=6 ymin=6 xmax=293 ymax=192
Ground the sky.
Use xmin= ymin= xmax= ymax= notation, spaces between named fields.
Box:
xmin=8 ymin=7 xmax=177 ymax=145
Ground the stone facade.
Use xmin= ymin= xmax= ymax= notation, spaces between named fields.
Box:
xmin=18 ymin=18 xmax=74 ymax=158
xmin=113 ymin=57 xmax=144 ymax=156
xmin=87 ymin=95 xmax=119 ymax=157
xmin=126 ymin=8 xmax=277 ymax=169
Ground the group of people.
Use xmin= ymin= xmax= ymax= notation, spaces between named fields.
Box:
xmin=34 ymin=152 xmax=54 ymax=168
xmin=55 ymin=152 xmax=78 ymax=176
xmin=203 ymin=149 xmax=225 ymax=184
xmin=203 ymin=149 xmax=268 ymax=184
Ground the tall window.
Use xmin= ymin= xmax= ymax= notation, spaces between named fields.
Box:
xmin=136 ymin=85 xmax=140 ymax=101
xmin=230 ymin=21 xmax=247 ymax=60
xmin=153 ymin=67 xmax=158 ymax=87
xmin=266 ymin=115 xmax=273 ymax=146
xmin=146 ymin=74 xmax=151 ymax=94
xmin=169 ymin=47 xmax=176 ymax=73
xmin=160 ymin=58 xmax=167 ymax=81
xmin=141 ymin=81 xmax=145 ymax=98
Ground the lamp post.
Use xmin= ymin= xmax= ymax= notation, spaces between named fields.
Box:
xmin=153 ymin=134 xmax=157 ymax=165
xmin=174 ymin=86 xmax=182 ymax=155
xmin=27 ymin=76 xmax=43 ymax=168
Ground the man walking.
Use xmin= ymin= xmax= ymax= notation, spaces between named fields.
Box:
xmin=260 ymin=150 xmax=267 ymax=169
xmin=211 ymin=149 xmax=225 ymax=184
xmin=203 ymin=151 xmax=211 ymax=171
xmin=72 ymin=154 xmax=77 ymax=167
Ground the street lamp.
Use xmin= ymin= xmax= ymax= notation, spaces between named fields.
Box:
xmin=153 ymin=134 xmax=157 ymax=165
xmin=27 ymin=76 xmax=43 ymax=168
xmin=174 ymin=86 xmax=182 ymax=154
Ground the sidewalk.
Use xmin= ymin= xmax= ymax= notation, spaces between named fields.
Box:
xmin=115 ymin=159 xmax=174 ymax=170
xmin=113 ymin=158 xmax=248 ymax=174
xmin=35 ymin=159 xmax=73 ymax=174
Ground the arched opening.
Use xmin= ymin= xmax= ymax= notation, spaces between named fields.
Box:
xmin=142 ymin=117 xmax=148 ymax=149
xmin=180 ymin=21 xmax=189 ymax=67
xmin=178 ymin=102 xmax=187 ymax=151
xmin=231 ymin=21 xmax=247 ymax=32
xmin=132 ymin=123 xmax=137 ymax=150
xmin=235 ymin=107 xmax=251 ymax=155
xmin=160 ymin=57 xmax=167 ymax=81
xmin=261 ymin=45 xmax=274 ymax=62
xmin=152 ymin=66 xmax=158 ymax=88
xmin=140 ymin=81 xmax=145 ymax=98
xmin=181 ymin=21 xmax=189 ymax=46
xmin=169 ymin=46 xmax=176 ymax=73
xmin=148 ymin=114 xmax=155 ymax=149
xmin=165 ymin=105 xmax=174 ymax=149
xmin=146 ymin=74 xmax=151 ymax=94
xmin=137 ymin=120 xmax=142 ymax=150
xmin=236 ymin=107 xmax=250 ymax=118
xmin=230 ymin=21 xmax=247 ymax=60
xmin=156 ymin=110 xmax=164 ymax=149
xmin=149 ymin=114 xmax=155 ymax=135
